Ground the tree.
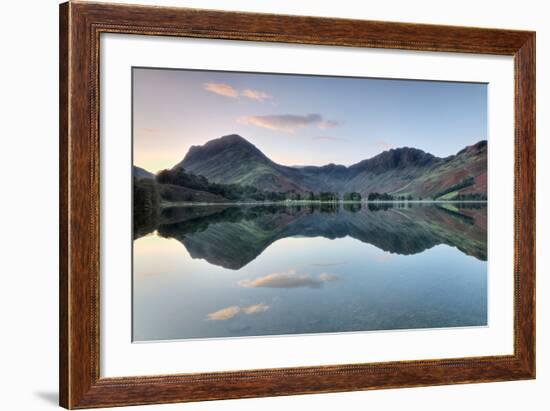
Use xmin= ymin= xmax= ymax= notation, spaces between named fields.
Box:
xmin=345 ymin=192 xmax=362 ymax=202
xmin=433 ymin=176 xmax=475 ymax=199
xmin=344 ymin=192 xmax=361 ymax=201
xmin=133 ymin=177 xmax=161 ymax=238
xmin=367 ymin=192 xmax=394 ymax=201
xmin=320 ymin=192 xmax=338 ymax=202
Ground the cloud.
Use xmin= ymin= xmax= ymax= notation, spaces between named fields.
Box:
xmin=237 ymin=113 xmax=340 ymax=133
xmin=238 ymin=269 xmax=338 ymax=289
xmin=203 ymin=83 xmax=271 ymax=102
xmin=203 ymin=82 xmax=239 ymax=98
xmin=317 ymin=120 xmax=340 ymax=130
xmin=312 ymin=136 xmax=347 ymax=142
xmin=375 ymin=139 xmax=391 ymax=150
xmin=206 ymin=303 xmax=270 ymax=321
xmin=241 ymin=89 xmax=272 ymax=102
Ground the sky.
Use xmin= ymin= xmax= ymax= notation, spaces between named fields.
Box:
xmin=133 ymin=67 xmax=487 ymax=173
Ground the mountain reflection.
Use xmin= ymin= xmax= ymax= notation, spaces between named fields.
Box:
xmin=134 ymin=203 xmax=487 ymax=270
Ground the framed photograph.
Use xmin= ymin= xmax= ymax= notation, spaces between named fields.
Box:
xmin=59 ymin=2 xmax=535 ymax=409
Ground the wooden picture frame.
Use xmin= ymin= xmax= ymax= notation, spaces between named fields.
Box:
xmin=59 ymin=1 xmax=535 ymax=408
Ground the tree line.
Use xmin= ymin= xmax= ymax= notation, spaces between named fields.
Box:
xmin=433 ymin=176 xmax=475 ymax=199
xmin=155 ymin=168 xmax=363 ymax=202
xmin=139 ymin=168 xmax=486 ymax=204
xmin=367 ymin=192 xmax=415 ymax=201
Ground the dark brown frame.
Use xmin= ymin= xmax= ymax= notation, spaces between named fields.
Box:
xmin=59 ymin=1 xmax=536 ymax=409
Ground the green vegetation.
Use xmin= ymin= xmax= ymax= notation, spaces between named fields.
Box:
xmin=343 ymin=192 xmax=362 ymax=202
xmin=157 ymin=167 xmax=268 ymax=201
xmin=133 ymin=177 xmax=160 ymax=238
xmin=136 ymin=167 xmax=486 ymax=212
xmin=156 ymin=168 xmax=343 ymax=203
xmin=453 ymin=193 xmax=487 ymax=201
xmin=433 ymin=176 xmax=475 ymax=199
xmin=367 ymin=192 xmax=415 ymax=201
xmin=319 ymin=192 xmax=339 ymax=202
xmin=367 ymin=192 xmax=395 ymax=201
xmin=344 ymin=202 xmax=362 ymax=212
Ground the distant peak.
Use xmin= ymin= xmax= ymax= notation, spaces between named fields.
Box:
xmin=373 ymin=146 xmax=435 ymax=162
xmin=470 ymin=140 xmax=487 ymax=151
xmin=386 ymin=146 xmax=428 ymax=155
xmin=193 ymin=134 xmax=251 ymax=149
xmin=133 ymin=165 xmax=155 ymax=180
xmin=349 ymin=146 xmax=437 ymax=175
xmin=455 ymin=140 xmax=487 ymax=156
xmin=175 ymin=134 xmax=269 ymax=169
xmin=217 ymin=134 xmax=247 ymax=143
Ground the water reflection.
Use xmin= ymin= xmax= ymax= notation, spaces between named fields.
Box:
xmin=133 ymin=203 xmax=487 ymax=341
xmin=137 ymin=203 xmax=487 ymax=269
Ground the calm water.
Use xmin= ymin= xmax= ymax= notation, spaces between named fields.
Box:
xmin=133 ymin=203 xmax=487 ymax=342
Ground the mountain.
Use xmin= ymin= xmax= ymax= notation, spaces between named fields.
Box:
xmin=388 ymin=141 xmax=487 ymax=199
xmin=174 ymin=134 xmax=487 ymax=199
xmin=133 ymin=165 xmax=155 ymax=180
xmin=174 ymin=134 xmax=305 ymax=192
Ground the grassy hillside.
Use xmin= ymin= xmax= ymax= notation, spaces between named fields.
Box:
xmin=390 ymin=141 xmax=487 ymax=199
xmin=158 ymin=184 xmax=227 ymax=204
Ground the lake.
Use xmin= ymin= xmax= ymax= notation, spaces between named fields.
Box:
xmin=133 ymin=203 xmax=487 ymax=342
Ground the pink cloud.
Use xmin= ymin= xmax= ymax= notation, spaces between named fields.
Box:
xmin=203 ymin=82 xmax=272 ymax=102
xmin=203 ymin=82 xmax=239 ymax=98
xmin=241 ymin=89 xmax=272 ymax=102
xmin=318 ymin=120 xmax=340 ymax=130
xmin=237 ymin=113 xmax=340 ymax=133
xmin=206 ymin=303 xmax=270 ymax=321
xmin=375 ymin=139 xmax=391 ymax=150
xmin=238 ymin=269 xmax=338 ymax=289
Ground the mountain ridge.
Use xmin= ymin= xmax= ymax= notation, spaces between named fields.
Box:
xmin=133 ymin=165 xmax=155 ymax=180
xmin=168 ymin=134 xmax=487 ymax=199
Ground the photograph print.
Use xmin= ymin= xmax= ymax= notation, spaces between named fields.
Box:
xmin=132 ymin=68 xmax=488 ymax=342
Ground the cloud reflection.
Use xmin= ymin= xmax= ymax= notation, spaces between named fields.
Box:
xmin=238 ymin=269 xmax=338 ymax=289
xmin=206 ymin=303 xmax=270 ymax=321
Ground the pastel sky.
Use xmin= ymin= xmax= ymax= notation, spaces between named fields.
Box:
xmin=133 ymin=67 xmax=487 ymax=173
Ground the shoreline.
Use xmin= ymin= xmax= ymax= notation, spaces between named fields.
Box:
xmin=160 ymin=200 xmax=488 ymax=208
